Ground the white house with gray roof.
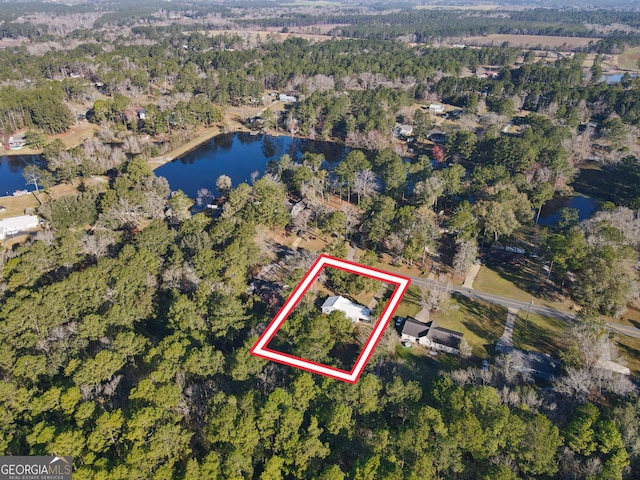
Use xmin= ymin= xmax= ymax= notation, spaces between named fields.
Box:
xmin=321 ymin=296 xmax=370 ymax=323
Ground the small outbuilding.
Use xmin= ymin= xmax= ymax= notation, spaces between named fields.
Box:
xmin=290 ymin=201 xmax=307 ymax=219
xmin=394 ymin=123 xmax=414 ymax=137
xmin=279 ymin=94 xmax=297 ymax=103
xmin=429 ymin=104 xmax=445 ymax=114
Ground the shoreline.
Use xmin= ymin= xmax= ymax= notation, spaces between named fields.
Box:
xmin=148 ymin=103 xmax=288 ymax=170
xmin=148 ymin=125 xmax=225 ymax=171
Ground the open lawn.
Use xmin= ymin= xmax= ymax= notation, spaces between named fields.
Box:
xmin=617 ymin=46 xmax=640 ymax=71
xmin=0 ymin=180 xmax=84 ymax=246
xmin=617 ymin=306 xmax=640 ymax=330
xmin=0 ymin=192 xmax=40 ymax=220
xmin=473 ymin=264 xmax=575 ymax=312
xmin=463 ymin=34 xmax=600 ymax=50
xmin=396 ymin=286 xmax=507 ymax=358
xmin=417 ymin=4 xmax=500 ymax=10
xmin=433 ymin=295 xmax=507 ymax=358
xmin=2 ymin=122 xmax=98 ymax=157
xmin=203 ymin=28 xmax=335 ymax=47
xmin=613 ymin=334 xmax=640 ymax=377
xmin=394 ymin=285 xmax=423 ymax=319
xmin=366 ymin=252 xmax=431 ymax=278
xmin=513 ymin=311 xmax=569 ymax=356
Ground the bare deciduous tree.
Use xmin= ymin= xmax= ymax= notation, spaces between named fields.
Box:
xmin=458 ymin=338 xmax=472 ymax=358
xmin=196 ymin=188 xmax=215 ymax=207
xmin=216 ymin=175 xmax=232 ymax=195
xmin=418 ymin=284 xmax=449 ymax=315
xmin=453 ymin=238 xmax=478 ymax=276
xmin=81 ymin=232 xmax=115 ymax=259
xmin=353 ymin=169 xmax=378 ymax=204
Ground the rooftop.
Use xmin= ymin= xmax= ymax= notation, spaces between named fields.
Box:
xmin=401 ymin=317 xmax=430 ymax=338
xmin=511 ymin=349 xmax=561 ymax=379
xmin=426 ymin=321 xmax=464 ymax=350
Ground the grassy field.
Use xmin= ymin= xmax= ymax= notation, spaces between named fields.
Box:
xmin=0 ymin=192 xmax=40 ymax=220
xmin=572 ymin=164 xmax=631 ymax=205
xmin=513 ymin=311 xmax=569 ymax=356
xmin=473 ymin=264 xmax=575 ymax=312
xmin=617 ymin=46 xmax=640 ymax=71
xmin=463 ymin=34 xmax=600 ymax=50
xmin=204 ymin=28 xmax=334 ymax=46
xmin=394 ymin=285 xmax=423 ymax=319
xmin=1 ymin=122 xmax=98 ymax=157
xmin=417 ymin=4 xmax=499 ymax=10
xmin=613 ymin=334 xmax=640 ymax=377
xmin=617 ymin=306 xmax=640 ymax=330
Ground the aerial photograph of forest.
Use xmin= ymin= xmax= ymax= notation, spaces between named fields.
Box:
xmin=2 ymin=0 xmax=640 ymax=478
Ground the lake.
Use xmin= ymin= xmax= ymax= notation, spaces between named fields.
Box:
xmin=156 ymin=132 xmax=349 ymax=198
xmin=537 ymin=193 xmax=599 ymax=226
xmin=0 ymin=155 xmax=40 ymax=197
xmin=0 ymin=134 xmax=601 ymax=227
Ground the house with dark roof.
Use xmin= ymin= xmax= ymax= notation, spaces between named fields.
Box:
xmin=400 ymin=317 xmax=464 ymax=354
xmin=511 ymin=349 xmax=561 ymax=381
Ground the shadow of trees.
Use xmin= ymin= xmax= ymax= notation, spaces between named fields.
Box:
xmin=453 ymin=294 xmax=506 ymax=356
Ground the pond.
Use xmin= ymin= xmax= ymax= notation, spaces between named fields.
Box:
xmin=537 ymin=193 xmax=599 ymax=226
xmin=600 ymin=73 xmax=640 ymax=84
xmin=0 ymin=155 xmax=40 ymax=197
xmin=155 ymin=132 xmax=349 ymax=199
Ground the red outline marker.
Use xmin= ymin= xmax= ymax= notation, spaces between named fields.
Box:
xmin=250 ymin=254 xmax=411 ymax=383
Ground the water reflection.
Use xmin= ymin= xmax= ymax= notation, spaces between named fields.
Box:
xmin=0 ymin=155 xmax=41 ymax=196
xmin=155 ymin=133 xmax=349 ymax=198
xmin=538 ymin=193 xmax=599 ymax=226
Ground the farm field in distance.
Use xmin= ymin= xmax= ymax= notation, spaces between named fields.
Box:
xmin=462 ymin=33 xmax=601 ymax=50
xmin=616 ymin=46 xmax=640 ymax=71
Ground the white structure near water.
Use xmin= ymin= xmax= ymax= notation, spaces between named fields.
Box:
xmin=321 ymin=296 xmax=370 ymax=323
xmin=0 ymin=215 xmax=39 ymax=240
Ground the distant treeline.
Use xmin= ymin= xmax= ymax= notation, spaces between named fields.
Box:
xmin=0 ymin=22 xmax=46 ymax=39
xmin=238 ymin=8 xmax=640 ymax=52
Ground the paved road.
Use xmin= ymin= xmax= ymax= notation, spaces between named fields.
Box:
xmin=407 ymin=275 xmax=640 ymax=339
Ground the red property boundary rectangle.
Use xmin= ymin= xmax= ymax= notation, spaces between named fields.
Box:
xmin=250 ymin=254 xmax=411 ymax=383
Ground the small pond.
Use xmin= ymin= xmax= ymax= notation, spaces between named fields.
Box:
xmin=600 ymin=73 xmax=640 ymax=84
xmin=537 ymin=193 xmax=599 ymax=226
